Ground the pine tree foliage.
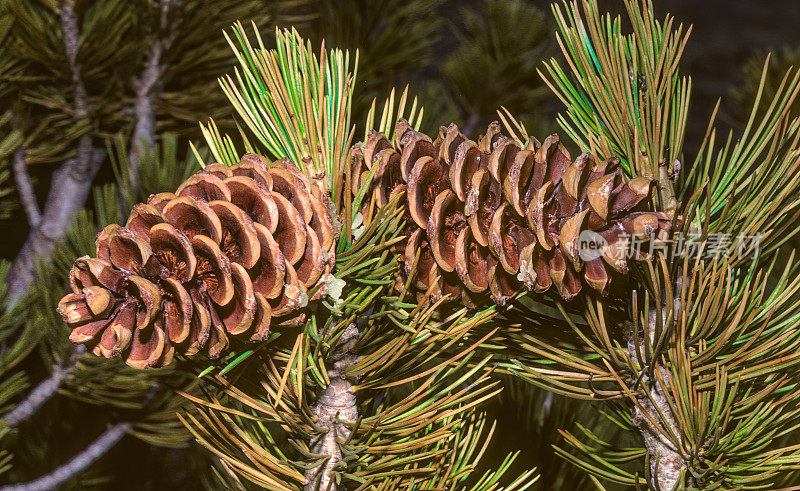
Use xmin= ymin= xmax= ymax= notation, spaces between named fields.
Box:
xmin=0 ymin=261 xmax=30 ymax=480
xmin=730 ymin=47 xmax=800 ymax=126
xmin=694 ymin=54 xmax=800 ymax=266
xmin=141 ymin=0 xmax=314 ymax=137
xmin=110 ymin=134 xmax=201 ymax=211
xmin=728 ymin=46 xmax=800 ymax=259
xmin=0 ymin=0 xmax=310 ymax=164
xmin=0 ymin=113 xmax=21 ymax=221
xmin=0 ymin=12 xmax=20 ymax=220
xmin=201 ymin=23 xmax=356 ymax=207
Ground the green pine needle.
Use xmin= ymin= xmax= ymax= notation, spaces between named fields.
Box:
xmin=542 ymin=0 xmax=690 ymax=209
xmin=201 ymin=22 xmax=357 ymax=210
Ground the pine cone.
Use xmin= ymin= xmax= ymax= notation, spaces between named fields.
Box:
xmin=58 ymin=155 xmax=335 ymax=368
xmin=352 ymin=120 xmax=671 ymax=306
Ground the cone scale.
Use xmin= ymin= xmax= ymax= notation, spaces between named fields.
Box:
xmin=351 ymin=120 xmax=672 ymax=306
xmin=58 ymin=155 xmax=335 ymax=368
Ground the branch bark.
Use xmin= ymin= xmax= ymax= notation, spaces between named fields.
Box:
xmin=304 ymin=323 xmax=360 ymax=491
xmin=628 ymin=308 xmax=687 ymax=490
xmin=12 ymin=147 xmax=40 ymax=227
xmin=0 ymin=422 xmax=132 ymax=491
xmin=1 ymin=345 xmax=85 ymax=428
xmin=127 ymin=0 xmax=178 ymax=197
xmin=5 ymin=0 xmax=104 ymax=304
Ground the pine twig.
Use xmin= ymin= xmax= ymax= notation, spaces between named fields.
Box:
xmin=127 ymin=0 xmax=179 ymax=197
xmin=0 ymin=422 xmax=132 ymax=491
xmin=304 ymin=323 xmax=360 ymax=491
xmin=5 ymin=0 xmax=105 ymax=304
xmin=11 ymin=147 xmax=40 ymax=227
xmin=1 ymin=345 xmax=85 ymax=428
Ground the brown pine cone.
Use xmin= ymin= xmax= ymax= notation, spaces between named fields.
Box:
xmin=58 ymin=155 xmax=335 ymax=368
xmin=352 ymin=120 xmax=672 ymax=306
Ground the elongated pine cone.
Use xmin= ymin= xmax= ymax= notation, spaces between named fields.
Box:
xmin=57 ymin=155 xmax=335 ymax=368
xmin=351 ymin=120 xmax=671 ymax=306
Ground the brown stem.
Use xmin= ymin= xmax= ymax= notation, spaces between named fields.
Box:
xmin=304 ymin=323 xmax=360 ymax=491
xmin=1 ymin=373 xmax=161 ymax=490
xmin=60 ymin=0 xmax=88 ymax=120
xmin=5 ymin=0 xmax=104 ymax=304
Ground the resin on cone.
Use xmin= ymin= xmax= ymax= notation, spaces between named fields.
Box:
xmin=351 ymin=120 xmax=672 ymax=306
xmin=58 ymin=155 xmax=335 ymax=368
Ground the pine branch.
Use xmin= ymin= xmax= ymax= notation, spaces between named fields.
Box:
xmin=0 ymin=421 xmax=132 ymax=491
xmin=60 ymin=0 xmax=88 ymax=121
xmin=127 ymin=0 xmax=179 ymax=196
xmin=5 ymin=0 xmax=105 ymax=304
xmin=1 ymin=345 xmax=85 ymax=428
xmin=628 ymin=309 xmax=686 ymax=490
xmin=11 ymin=147 xmax=39 ymax=227
xmin=304 ymin=323 xmax=359 ymax=491
xmin=179 ymin=192 xmax=529 ymax=487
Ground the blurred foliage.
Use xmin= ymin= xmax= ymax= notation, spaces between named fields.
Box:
xmin=306 ymin=0 xmax=557 ymax=140
xmin=729 ymin=46 xmax=800 ymax=127
xmin=0 ymin=0 xmax=313 ymax=220
xmin=109 ymin=134 xmax=200 ymax=211
xmin=483 ymin=376 xmax=638 ymax=490
xmin=307 ymin=0 xmax=443 ymax=123
xmin=436 ymin=0 xmax=556 ymax=138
